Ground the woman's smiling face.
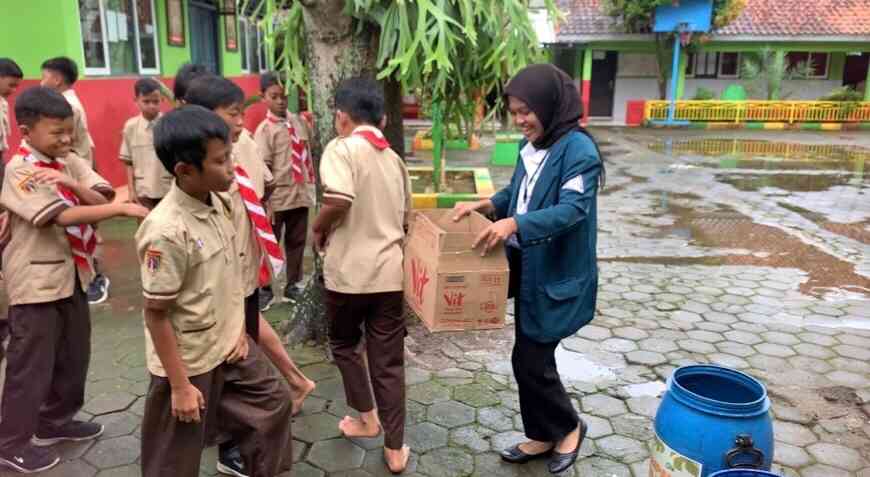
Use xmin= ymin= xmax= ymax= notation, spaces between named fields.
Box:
xmin=508 ymin=96 xmax=544 ymax=144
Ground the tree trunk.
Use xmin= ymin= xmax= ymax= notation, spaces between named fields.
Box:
xmin=383 ymin=76 xmax=406 ymax=159
xmin=655 ymin=33 xmax=670 ymax=100
xmin=283 ymin=0 xmax=378 ymax=345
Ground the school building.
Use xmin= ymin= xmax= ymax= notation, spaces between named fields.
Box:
xmin=0 ymin=0 xmax=274 ymax=187
xmin=551 ymin=0 xmax=870 ymax=126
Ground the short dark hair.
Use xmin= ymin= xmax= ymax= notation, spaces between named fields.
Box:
xmin=153 ymin=105 xmax=230 ymax=176
xmin=173 ymin=63 xmax=208 ymax=102
xmin=184 ymin=75 xmax=244 ymax=111
xmin=260 ymin=71 xmax=282 ymax=92
xmin=335 ymin=77 xmax=384 ymax=126
xmin=41 ymin=57 xmax=78 ymax=85
xmin=134 ymin=78 xmax=162 ymax=97
xmin=0 ymin=58 xmax=23 ymax=78
xmin=14 ymin=86 xmax=74 ymax=128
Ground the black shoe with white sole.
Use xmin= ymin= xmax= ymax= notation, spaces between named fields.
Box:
xmin=32 ymin=421 xmax=104 ymax=447
xmin=0 ymin=445 xmax=60 ymax=474
xmin=259 ymin=287 xmax=275 ymax=312
xmin=217 ymin=444 xmax=248 ymax=477
xmin=87 ymin=274 xmax=110 ymax=305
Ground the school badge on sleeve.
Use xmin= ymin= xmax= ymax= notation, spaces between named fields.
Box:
xmin=146 ymin=249 xmax=162 ymax=273
xmin=17 ymin=173 xmax=37 ymax=193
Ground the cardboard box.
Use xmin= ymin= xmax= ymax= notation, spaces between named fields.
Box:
xmin=404 ymin=209 xmax=509 ymax=332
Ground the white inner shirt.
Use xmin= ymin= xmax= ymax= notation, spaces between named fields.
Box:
xmin=516 ymin=142 xmax=549 ymax=216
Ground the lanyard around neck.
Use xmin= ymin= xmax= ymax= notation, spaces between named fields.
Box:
xmin=522 ymin=150 xmax=550 ymax=206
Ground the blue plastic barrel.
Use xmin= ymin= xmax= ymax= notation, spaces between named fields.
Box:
xmin=651 ymin=365 xmax=773 ymax=477
xmin=709 ymin=471 xmax=782 ymax=477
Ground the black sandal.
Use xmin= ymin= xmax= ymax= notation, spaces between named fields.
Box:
xmin=500 ymin=443 xmax=553 ymax=464
xmin=547 ymin=418 xmax=588 ymax=474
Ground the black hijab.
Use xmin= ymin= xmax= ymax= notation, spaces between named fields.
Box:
xmin=504 ymin=64 xmax=582 ymax=150
xmin=504 ymin=64 xmax=605 ymax=189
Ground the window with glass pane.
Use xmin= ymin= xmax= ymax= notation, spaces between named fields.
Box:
xmin=693 ymin=52 xmax=718 ymax=78
xmin=80 ymin=0 xmax=108 ymax=71
xmin=258 ymin=27 xmax=267 ymax=72
xmin=719 ymin=53 xmax=740 ymax=77
xmin=136 ymin=0 xmax=158 ymax=71
xmin=787 ymin=52 xmax=829 ymax=78
xmin=248 ymin=22 xmax=261 ymax=73
xmin=240 ymin=19 xmax=249 ymax=71
xmin=101 ymin=0 xmax=137 ymax=75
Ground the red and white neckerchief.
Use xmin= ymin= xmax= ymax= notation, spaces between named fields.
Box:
xmin=353 ymin=129 xmax=390 ymax=150
xmin=268 ymin=114 xmax=315 ymax=184
xmin=234 ymin=164 xmax=284 ymax=286
xmin=19 ymin=145 xmax=95 ymax=273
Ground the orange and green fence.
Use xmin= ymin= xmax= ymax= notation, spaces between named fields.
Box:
xmin=643 ymin=100 xmax=870 ymax=129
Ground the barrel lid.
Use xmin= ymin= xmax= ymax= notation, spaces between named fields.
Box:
xmin=667 ymin=365 xmax=771 ymax=418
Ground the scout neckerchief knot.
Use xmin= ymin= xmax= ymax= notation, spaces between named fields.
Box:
xmin=268 ymin=115 xmax=315 ymax=184
xmin=234 ymin=164 xmax=285 ymax=286
xmin=353 ymin=129 xmax=390 ymax=150
xmin=19 ymin=145 xmax=96 ymax=273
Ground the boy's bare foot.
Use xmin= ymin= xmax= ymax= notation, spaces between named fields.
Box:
xmin=338 ymin=414 xmax=381 ymax=438
xmin=291 ymin=378 xmax=316 ymax=416
xmin=384 ymin=445 xmax=410 ymax=474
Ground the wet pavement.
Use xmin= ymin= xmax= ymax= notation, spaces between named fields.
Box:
xmin=1 ymin=128 xmax=870 ymax=476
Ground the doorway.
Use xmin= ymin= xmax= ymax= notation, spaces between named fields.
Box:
xmin=843 ymin=53 xmax=869 ymax=91
xmin=189 ymin=1 xmax=220 ymax=74
xmin=589 ymin=51 xmax=618 ymax=118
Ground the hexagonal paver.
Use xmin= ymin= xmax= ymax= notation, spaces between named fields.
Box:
xmin=774 ymin=421 xmax=818 ymax=447
xmin=453 ymin=384 xmax=500 ymax=408
xmin=794 ymin=342 xmax=835 ymax=359
xmin=427 ymin=400 xmax=476 ymax=429
xmin=306 ymin=438 xmax=365 ymax=472
xmin=707 ymin=353 xmax=750 ymax=370
xmin=577 ymin=324 xmax=612 ymax=341
xmin=288 ymin=346 xmax=327 ymax=366
xmin=449 ymin=425 xmax=492 ymax=454
xmin=490 ymin=430 xmax=526 ymax=451
xmin=801 ymin=464 xmax=854 ymax=477
xmin=613 ymin=327 xmax=649 ymax=340
xmin=761 ymin=331 xmax=801 ymax=346
xmin=755 ymin=343 xmax=796 ymax=358
xmin=686 ymin=330 xmax=724 ymax=343
xmin=309 ymin=377 xmax=345 ymax=401
xmin=83 ymin=435 xmax=139 ymax=469
xmin=639 ymin=338 xmax=678 ymax=353
xmin=290 ymin=462 xmax=326 ymax=477
xmin=602 ymin=338 xmax=638 ymax=353
xmin=293 ymin=413 xmax=342 ymax=443
xmin=576 ymin=456 xmax=632 ymax=476
xmin=596 ymin=435 xmax=648 ymax=463
xmin=407 ymin=381 xmax=452 ymax=405
xmin=417 ymin=447 xmax=474 ymax=477
xmin=83 ymin=391 xmax=138 ymax=416
xmin=724 ymin=330 xmax=763 ymax=346
xmin=626 ymin=350 xmax=667 ymax=366
xmin=626 ymin=396 xmax=660 ymax=418
xmin=807 ymin=442 xmax=866 ymax=471
xmin=611 ymin=413 xmax=654 ymax=441
xmin=477 ymin=406 xmax=515 ymax=432
xmin=405 ymin=422 xmax=448 ymax=453
xmin=91 ymin=411 xmax=139 ymax=439
xmin=798 ymin=332 xmax=838 ymax=346
xmin=827 ymin=370 xmax=867 ymax=388
xmin=678 ymin=339 xmax=717 ymax=354
xmin=774 ymin=442 xmax=813 ymax=469
xmin=715 ymin=341 xmax=756 ymax=358
xmin=579 ymin=413 xmax=613 ymax=439
xmin=41 ymin=460 xmax=97 ymax=477
xmin=301 ymin=362 xmax=341 ymax=381
xmin=582 ymin=393 xmax=628 ymax=418
xmin=834 ymin=344 xmax=870 ymax=361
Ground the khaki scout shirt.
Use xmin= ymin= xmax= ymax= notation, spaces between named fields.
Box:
xmin=0 ymin=144 xmax=114 ymax=305
xmin=62 ymin=90 xmax=95 ymax=168
xmin=119 ymin=114 xmax=173 ymax=200
xmin=320 ymin=126 xmax=412 ymax=294
xmin=254 ymin=110 xmax=314 ymax=212
xmin=135 ymin=183 xmax=245 ymax=378
xmin=0 ymin=97 xmax=9 ymax=154
xmin=228 ymin=131 xmax=274 ymax=296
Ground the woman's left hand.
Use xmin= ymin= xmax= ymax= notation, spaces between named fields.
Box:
xmin=473 ymin=218 xmax=518 ymax=256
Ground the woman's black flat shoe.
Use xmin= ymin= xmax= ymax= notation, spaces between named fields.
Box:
xmin=548 ymin=419 xmax=588 ymax=474
xmin=500 ymin=444 xmax=553 ymax=464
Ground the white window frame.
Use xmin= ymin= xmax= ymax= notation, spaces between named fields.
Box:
xmin=132 ymin=0 xmax=161 ymax=75
xmin=717 ymin=52 xmax=741 ymax=79
xmin=691 ymin=52 xmax=718 ymax=79
xmin=79 ymin=0 xmax=112 ymax=76
xmin=807 ymin=52 xmax=830 ymax=79
xmin=77 ymin=0 xmax=161 ymax=76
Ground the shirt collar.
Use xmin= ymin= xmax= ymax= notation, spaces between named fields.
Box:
xmin=165 ymin=182 xmax=219 ymax=219
xmin=267 ymin=110 xmax=287 ymax=124
xmin=20 ymin=140 xmax=59 ymax=164
xmin=351 ymin=125 xmax=383 ymax=137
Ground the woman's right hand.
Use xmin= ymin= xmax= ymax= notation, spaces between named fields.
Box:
xmin=452 ymin=200 xmax=494 ymax=222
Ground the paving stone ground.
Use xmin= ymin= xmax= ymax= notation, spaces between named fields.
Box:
xmin=1 ymin=128 xmax=869 ymax=476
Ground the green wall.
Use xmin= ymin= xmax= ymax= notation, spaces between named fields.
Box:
xmin=220 ymin=13 xmax=243 ymax=77
xmin=0 ymin=1 xmax=83 ymax=79
xmin=156 ymin=0 xmax=192 ymax=76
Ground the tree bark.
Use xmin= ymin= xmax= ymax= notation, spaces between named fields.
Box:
xmin=283 ymin=0 xmax=378 ymax=345
xmin=383 ymin=76 xmax=406 ymax=159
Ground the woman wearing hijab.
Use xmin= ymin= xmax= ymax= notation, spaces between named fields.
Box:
xmin=453 ymin=64 xmax=602 ymax=474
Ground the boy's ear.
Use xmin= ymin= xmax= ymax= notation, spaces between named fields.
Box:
xmin=174 ymin=162 xmax=194 ymax=179
xmin=18 ymin=124 xmax=30 ymax=137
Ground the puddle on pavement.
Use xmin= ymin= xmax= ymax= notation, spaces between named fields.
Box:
xmin=622 ymin=381 xmax=667 ymax=398
xmin=612 ymin=192 xmax=870 ymax=299
xmin=555 ymin=344 xmax=617 ymax=382
xmin=649 ymin=137 xmax=869 ymax=193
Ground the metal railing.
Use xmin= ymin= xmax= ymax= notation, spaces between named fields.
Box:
xmin=644 ymin=100 xmax=870 ymax=123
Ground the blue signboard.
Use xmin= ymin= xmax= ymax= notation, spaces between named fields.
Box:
xmin=654 ymin=0 xmax=714 ymax=33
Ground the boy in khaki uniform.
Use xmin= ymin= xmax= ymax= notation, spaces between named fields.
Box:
xmin=313 ymin=78 xmax=413 ymax=474
xmin=120 ymin=78 xmax=173 ymax=210
xmin=0 ymin=87 xmax=148 ymax=474
xmin=40 ymin=57 xmax=110 ymax=304
xmin=138 ymin=105 xmax=293 ymax=477
xmin=0 ymin=58 xmax=22 ymax=355
xmin=185 ymin=77 xmax=314 ymax=476
xmin=253 ymin=72 xmax=315 ymax=310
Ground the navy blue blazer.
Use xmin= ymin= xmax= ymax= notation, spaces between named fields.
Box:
xmin=491 ymin=131 xmax=601 ymax=343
